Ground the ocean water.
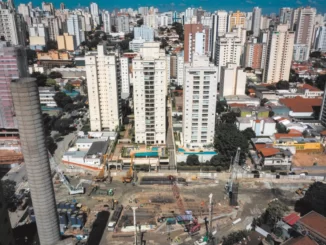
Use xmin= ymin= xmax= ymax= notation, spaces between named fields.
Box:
xmin=15 ymin=0 xmax=326 ymax=14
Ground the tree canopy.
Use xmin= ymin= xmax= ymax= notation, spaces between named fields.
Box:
xmin=276 ymin=80 xmax=289 ymax=90
xmin=214 ymin=123 xmax=248 ymax=164
xmin=31 ymin=72 xmax=47 ymax=87
xmin=260 ymin=98 xmax=269 ymax=106
xmin=241 ymin=128 xmax=256 ymax=141
xmin=45 ymin=136 xmax=57 ymax=154
xmin=186 ymin=154 xmax=200 ymax=166
xmin=172 ymin=22 xmax=184 ymax=41
xmin=220 ymin=111 xmax=238 ymax=124
xmin=53 ymin=92 xmax=73 ymax=108
xmin=48 ymin=71 xmax=63 ymax=79
xmin=64 ymin=82 xmax=75 ymax=92
xmin=54 ymin=118 xmax=74 ymax=135
xmin=315 ymin=74 xmax=326 ymax=91
xmin=295 ymin=182 xmax=326 ymax=216
xmin=222 ymin=230 xmax=249 ymax=245
xmin=1 ymin=179 xmax=17 ymax=207
xmin=253 ymin=200 xmax=289 ymax=228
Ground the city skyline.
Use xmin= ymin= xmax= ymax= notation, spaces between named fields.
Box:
xmin=14 ymin=0 xmax=326 ymax=14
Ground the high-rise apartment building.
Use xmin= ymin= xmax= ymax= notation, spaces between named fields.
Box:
xmin=229 ymin=11 xmax=246 ymax=31
xmin=279 ymin=7 xmax=292 ymax=25
xmin=42 ymin=2 xmax=54 ymax=14
xmin=183 ymin=54 xmax=218 ymax=148
xmin=120 ymin=57 xmax=130 ymax=99
xmin=177 ymin=51 xmax=184 ymax=86
xmin=47 ymin=16 xmax=60 ymax=41
xmin=246 ymin=12 xmax=253 ymax=31
xmin=90 ymin=2 xmax=100 ymax=26
xmin=29 ymin=23 xmax=49 ymax=50
xmin=314 ymin=26 xmax=326 ymax=52
xmin=116 ymin=14 xmax=130 ymax=33
xmin=67 ymin=14 xmax=85 ymax=46
xmin=263 ymin=24 xmax=294 ymax=83
xmin=102 ymin=11 xmax=111 ymax=33
xmin=215 ymin=32 xmax=242 ymax=80
xmin=294 ymin=7 xmax=316 ymax=60
xmin=252 ymin=7 xmax=262 ymax=37
xmin=133 ymin=42 xmax=167 ymax=144
xmin=144 ymin=14 xmax=157 ymax=29
xmin=293 ymin=44 xmax=309 ymax=62
xmin=134 ymin=25 xmax=154 ymax=41
xmin=138 ymin=7 xmax=149 ymax=16
xmin=220 ymin=63 xmax=246 ymax=97
xmin=184 ymin=23 xmax=209 ymax=62
xmin=85 ymin=44 xmax=121 ymax=131
xmin=244 ymin=38 xmax=267 ymax=69
xmin=0 ymin=5 xmax=26 ymax=45
xmin=210 ymin=11 xmax=228 ymax=61
xmin=0 ymin=41 xmax=27 ymax=129
xmin=0 ymin=181 xmax=15 ymax=245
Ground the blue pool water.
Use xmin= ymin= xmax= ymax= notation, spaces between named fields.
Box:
xmin=135 ymin=152 xmax=159 ymax=157
xmin=178 ymin=148 xmax=217 ymax=155
xmin=152 ymin=147 xmax=159 ymax=151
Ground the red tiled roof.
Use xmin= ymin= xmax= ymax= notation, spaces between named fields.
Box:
xmin=320 ymin=130 xmax=326 ymax=136
xmin=282 ymin=236 xmax=317 ymax=245
xmin=302 ymin=84 xmax=322 ymax=92
xmin=229 ymin=103 xmax=247 ymax=108
xmin=259 ymin=147 xmax=280 ymax=157
xmin=283 ymin=213 xmax=300 ymax=226
xmin=248 ymin=88 xmax=255 ymax=93
xmin=279 ymin=96 xmax=322 ymax=113
xmin=274 ymin=130 xmax=303 ymax=140
xmin=298 ymin=211 xmax=326 ymax=238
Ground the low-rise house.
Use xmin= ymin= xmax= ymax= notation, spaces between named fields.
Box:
xmin=39 ymin=87 xmax=57 ymax=107
xmin=294 ymin=211 xmax=326 ymax=245
xmin=237 ymin=117 xmax=276 ymax=136
xmin=279 ymin=97 xmax=322 ymax=119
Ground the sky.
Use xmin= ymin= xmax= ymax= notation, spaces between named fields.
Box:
xmin=15 ymin=0 xmax=326 ymax=14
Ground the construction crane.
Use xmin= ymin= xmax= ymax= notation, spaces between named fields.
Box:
xmin=122 ymin=155 xmax=134 ymax=183
xmin=48 ymin=152 xmax=85 ymax=195
xmin=94 ymin=154 xmax=109 ymax=182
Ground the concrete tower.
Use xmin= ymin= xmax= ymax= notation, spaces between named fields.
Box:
xmin=11 ymin=78 xmax=60 ymax=245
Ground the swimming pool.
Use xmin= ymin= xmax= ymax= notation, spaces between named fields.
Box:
xmin=178 ymin=148 xmax=217 ymax=155
xmin=152 ymin=147 xmax=159 ymax=151
xmin=135 ymin=152 xmax=159 ymax=157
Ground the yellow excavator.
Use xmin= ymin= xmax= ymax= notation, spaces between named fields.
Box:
xmin=122 ymin=155 xmax=134 ymax=183
xmin=94 ymin=154 xmax=108 ymax=182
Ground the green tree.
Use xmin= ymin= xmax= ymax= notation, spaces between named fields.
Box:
xmin=172 ymin=22 xmax=184 ymax=41
xmin=119 ymin=40 xmax=130 ymax=51
xmin=54 ymin=118 xmax=74 ymax=135
xmin=276 ymin=80 xmax=290 ymax=90
xmin=276 ymin=123 xmax=288 ymax=133
xmin=46 ymin=78 xmax=57 ymax=87
xmin=31 ymin=72 xmax=47 ymax=87
xmin=241 ymin=128 xmax=256 ymax=141
xmin=45 ymin=136 xmax=57 ymax=154
xmin=310 ymin=51 xmax=321 ymax=58
xmin=64 ymin=82 xmax=75 ymax=92
xmin=220 ymin=111 xmax=238 ymax=124
xmin=260 ymin=98 xmax=269 ymax=106
xmin=48 ymin=71 xmax=63 ymax=79
xmin=315 ymin=74 xmax=326 ymax=91
xmin=53 ymin=92 xmax=73 ymax=108
xmin=47 ymin=40 xmax=58 ymax=50
xmin=295 ymin=182 xmax=326 ymax=216
xmin=258 ymin=200 xmax=289 ymax=227
xmin=222 ymin=230 xmax=248 ymax=245
xmin=1 ymin=179 xmax=17 ymax=206
xmin=214 ymin=124 xmax=248 ymax=163
xmin=186 ymin=154 xmax=200 ymax=166
xmin=216 ymin=100 xmax=227 ymax=114
xmin=137 ymin=18 xmax=144 ymax=26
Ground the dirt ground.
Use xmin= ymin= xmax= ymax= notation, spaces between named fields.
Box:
xmin=292 ymin=152 xmax=326 ymax=167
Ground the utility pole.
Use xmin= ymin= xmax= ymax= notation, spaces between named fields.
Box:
xmin=208 ymin=193 xmax=213 ymax=235
xmin=132 ymin=206 xmax=138 ymax=245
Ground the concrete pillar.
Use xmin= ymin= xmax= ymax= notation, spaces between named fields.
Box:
xmin=11 ymin=78 xmax=60 ymax=245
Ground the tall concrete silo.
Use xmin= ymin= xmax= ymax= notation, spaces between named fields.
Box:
xmin=11 ymin=78 xmax=60 ymax=245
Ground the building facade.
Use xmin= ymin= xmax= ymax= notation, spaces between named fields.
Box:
xmin=134 ymin=25 xmax=154 ymax=41
xmin=229 ymin=11 xmax=246 ymax=31
xmin=133 ymin=42 xmax=167 ymax=144
xmin=184 ymin=23 xmax=209 ymax=62
xmin=85 ymin=44 xmax=121 ymax=131
xmin=0 ymin=41 xmax=28 ymax=129
xmin=314 ymin=26 xmax=326 ymax=52
xmin=67 ymin=15 xmax=85 ymax=47
xmin=220 ymin=63 xmax=246 ymax=97
xmin=57 ymin=33 xmax=76 ymax=51
xmin=117 ymin=15 xmax=130 ymax=33
xmin=183 ymin=54 xmax=218 ymax=148
xmin=263 ymin=25 xmax=294 ymax=83
xmin=102 ymin=11 xmax=111 ymax=33
xmin=252 ymin=7 xmax=262 ymax=37
xmin=210 ymin=10 xmax=228 ymax=61
xmin=120 ymin=57 xmax=130 ymax=99
xmin=244 ymin=38 xmax=267 ymax=69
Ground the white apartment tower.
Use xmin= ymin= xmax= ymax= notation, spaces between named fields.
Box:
xmin=0 ymin=5 xmax=26 ymax=45
xmin=102 ymin=11 xmax=111 ymax=33
xmin=183 ymin=54 xmax=218 ymax=148
xmin=120 ymin=57 xmax=130 ymax=99
xmin=85 ymin=44 xmax=121 ymax=131
xmin=177 ymin=52 xmax=184 ymax=86
xmin=210 ymin=11 xmax=228 ymax=61
xmin=67 ymin=15 xmax=85 ymax=47
xmin=133 ymin=42 xmax=167 ymax=144
xmin=252 ymin=7 xmax=262 ymax=37
xmin=263 ymin=24 xmax=294 ymax=83
xmin=220 ymin=63 xmax=246 ymax=97
xmin=314 ymin=26 xmax=326 ymax=52
xmin=215 ymin=32 xmax=243 ymax=80
xmin=117 ymin=15 xmax=130 ymax=34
